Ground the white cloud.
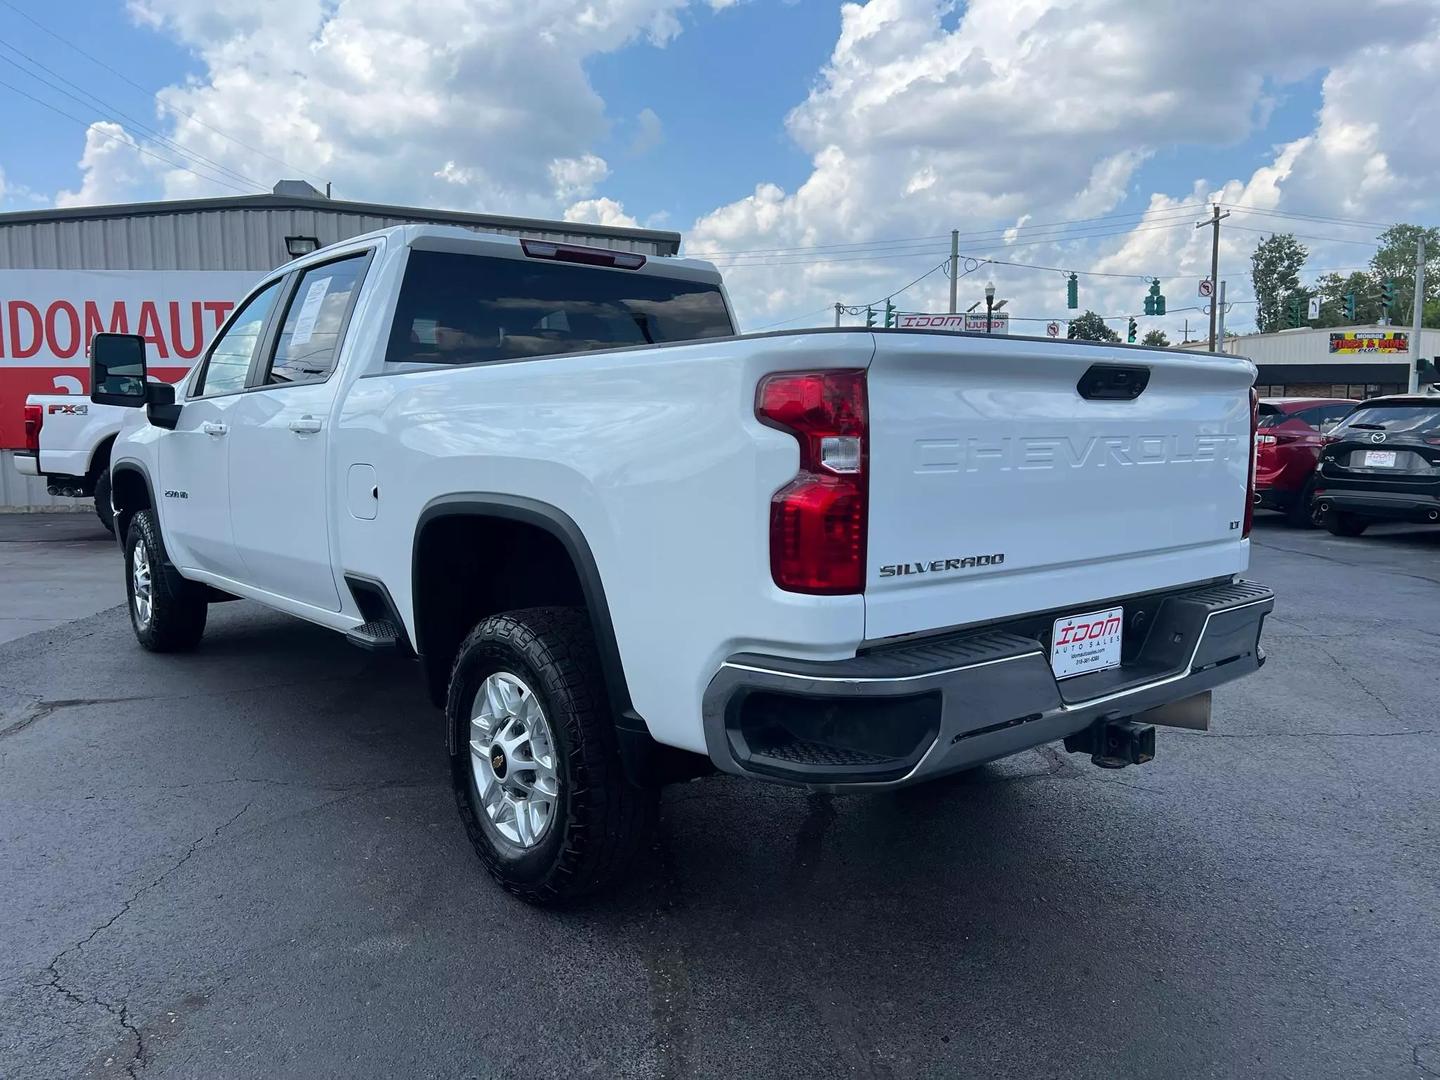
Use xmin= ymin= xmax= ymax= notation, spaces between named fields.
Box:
xmin=549 ymin=154 xmax=611 ymax=201
xmin=55 ymin=122 xmax=158 ymax=208
xmin=631 ymin=107 xmax=664 ymax=155
xmin=564 ymin=196 xmax=640 ymax=228
xmin=687 ymin=0 xmax=1440 ymax=334
xmin=108 ymin=0 xmax=713 ymax=216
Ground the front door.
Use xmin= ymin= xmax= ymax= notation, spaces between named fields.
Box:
xmin=225 ymin=254 xmax=368 ymax=612
xmin=156 ymin=279 xmax=282 ymax=578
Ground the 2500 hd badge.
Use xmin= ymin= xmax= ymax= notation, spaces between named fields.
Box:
xmin=878 ymin=553 xmax=1005 ymax=577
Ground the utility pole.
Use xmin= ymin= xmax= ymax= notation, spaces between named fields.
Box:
xmin=948 ymin=230 xmax=959 ymax=314
xmin=1409 ymin=235 xmax=1426 ymax=394
xmin=834 ymin=302 xmax=843 ymax=328
xmin=1182 ymin=318 xmax=1190 ymax=343
xmin=1216 ymin=281 xmax=1227 ymax=347
xmin=1196 ymin=204 xmax=1230 ymax=352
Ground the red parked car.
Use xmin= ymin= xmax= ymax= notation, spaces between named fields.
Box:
xmin=1254 ymin=397 xmax=1357 ymax=526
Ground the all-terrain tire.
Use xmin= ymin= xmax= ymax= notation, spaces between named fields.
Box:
xmin=447 ymin=606 xmax=658 ymax=905
xmin=125 ymin=510 xmax=208 ymax=652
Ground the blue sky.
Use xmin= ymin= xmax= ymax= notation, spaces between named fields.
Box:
xmin=1 ymin=0 xmax=1437 ymax=337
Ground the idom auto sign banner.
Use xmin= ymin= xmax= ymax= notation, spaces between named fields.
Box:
xmin=896 ymin=312 xmax=1010 ymax=333
xmin=1329 ymin=331 xmax=1410 ymax=354
xmin=0 ymin=269 xmax=258 ymax=447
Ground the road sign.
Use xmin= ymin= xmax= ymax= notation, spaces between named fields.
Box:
xmin=1307 ymin=296 xmax=1321 ymax=320
xmin=1046 ymin=321 xmax=1061 ymax=338
xmin=1198 ymin=279 xmax=1214 ymax=298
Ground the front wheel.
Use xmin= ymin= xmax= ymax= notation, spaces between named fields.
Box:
xmin=447 ymin=607 xmax=657 ymax=905
xmin=125 ymin=510 xmax=208 ymax=651
xmin=1325 ymin=512 xmax=1369 ymax=538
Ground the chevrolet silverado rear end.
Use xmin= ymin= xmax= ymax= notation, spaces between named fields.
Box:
xmin=704 ymin=331 xmax=1272 ymax=788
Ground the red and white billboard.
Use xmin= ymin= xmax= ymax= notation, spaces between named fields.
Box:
xmin=0 ymin=270 xmax=259 ymax=447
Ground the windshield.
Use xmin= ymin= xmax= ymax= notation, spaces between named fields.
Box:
xmin=386 ymin=250 xmax=734 ymax=366
xmin=1334 ymin=403 xmax=1440 ymax=436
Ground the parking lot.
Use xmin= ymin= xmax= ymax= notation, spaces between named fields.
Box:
xmin=0 ymin=513 xmax=1436 ymax=1080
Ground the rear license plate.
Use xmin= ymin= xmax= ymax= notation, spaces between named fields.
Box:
xmin=1050 ymin=606 xmax=1123 ymax=680
xmin=1364 ymin=450 xmax=1397 ymax=467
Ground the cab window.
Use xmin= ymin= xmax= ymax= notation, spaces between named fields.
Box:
xmin=261 ymin=255 xmax=367 ymax=386
xmin=193 ymin=281 xmax=281 ymax=397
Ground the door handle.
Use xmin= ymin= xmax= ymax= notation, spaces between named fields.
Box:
xmin=289 ymin=415 xmax=323 ymax=434
xmin=202 ymin=421 xmax=227 ymax=436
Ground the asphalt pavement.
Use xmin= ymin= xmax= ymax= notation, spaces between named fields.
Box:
xmin=1 ymin=513 xmax=1437 ymax=1080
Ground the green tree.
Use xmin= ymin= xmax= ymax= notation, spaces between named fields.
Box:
xmin=1250 ymin=233 xmax=1308 ymax=333
xmin=1140 ymin=328 xmax=1170 ymax=347
xmin=1312 ymin=270 xmax=1379 ymax=327
xmin=1067 ymin=310 xmax=1120 ymax=342
xmin=1369 ymin=224 xmax=1440 ymax=326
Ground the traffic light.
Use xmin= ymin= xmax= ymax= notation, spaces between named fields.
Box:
xmin=865 ymin=306 xmax=876 ymax=328
xmin=1287 ymin=295 xmax=1303 ymax=328
xmin=1144 ymin=278 xmax=1164 ymax=316
xmin=1420 ymin=357 xmax=1438 ymax=382
xmin=1343 ymin=292 xmax=1357 ymax=322
xmin=1066 ymin=273 xmax=1078 ymax=310
xmin=1380 ymin=280 xmax=1397 ymax=315
xmin=884 ymin=299 xmax=896 ymax=328
xmin=1127 ymin=317 xmax=1137 ymax=343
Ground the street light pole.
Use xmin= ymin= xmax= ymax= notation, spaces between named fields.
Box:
xmin=949 ymin=230 xmax=959 ymax=314
xmin=1410 ymin=235 xmax=1426 ymax=394
xmin=984 ymin=282 xmax=995 ymax=334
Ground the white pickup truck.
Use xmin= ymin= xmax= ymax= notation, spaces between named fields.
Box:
xmin=92 ymin=224 xmax=1273 ymax=903
xmin=15 ymin=393 xmax=139 ymax=533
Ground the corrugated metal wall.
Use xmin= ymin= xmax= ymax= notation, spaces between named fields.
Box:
xmin=0 ymin=207 xmax=668 ymax=272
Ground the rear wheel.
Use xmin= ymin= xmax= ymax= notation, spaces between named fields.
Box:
xmin=1285 ymin=478 xmax=1318 ymax=528
xmin=447 ymin=606 xmax=657 ymax=905
xmin=92 ymin=468 xmax=115 ymax=536
xmin=1325 ymin=512 xmax=1369 ymax=538
xmin=125 ymin=510 xmax=208 ymax=651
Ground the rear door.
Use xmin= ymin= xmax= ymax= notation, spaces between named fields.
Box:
xmin=158 ymin=280 xmax=282 ymax=576
xmin=862 ymin=334 xmax=1255 ymax=641
xmin=225 ymin=252 xmax=370 ymax=611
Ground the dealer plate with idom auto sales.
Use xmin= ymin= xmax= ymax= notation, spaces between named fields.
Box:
xmin=1050 ymin=606 xmax=1123 ymax=680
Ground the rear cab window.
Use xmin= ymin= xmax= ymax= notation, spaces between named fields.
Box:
xmin=1334 ymin=403 xmax=1440 ymax=437
xmin=384 ymin=249 xmax=734 ymax=367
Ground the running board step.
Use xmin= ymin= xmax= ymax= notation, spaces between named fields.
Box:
xmin=346 ymin=619 xmax=403 ymax=652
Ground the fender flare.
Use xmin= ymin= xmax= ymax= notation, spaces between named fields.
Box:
xmin=108 ymin=460 xmax=158 ymax=550
xmin=412 ymin=494 xmax=640 ymax=731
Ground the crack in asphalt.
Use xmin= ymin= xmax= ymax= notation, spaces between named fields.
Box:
xmin=0 ymin=675 xmax=370 ymax=742
xmin=1175 ymin=729 xmax=1438 ymax=739
xmin=1253 ymin=535 xmax=1440 ymax=587
xmin=40 ymin=800 xmax=253 ymax=1077
xmin=1312 ymin=643 xmax=1407 ymax=723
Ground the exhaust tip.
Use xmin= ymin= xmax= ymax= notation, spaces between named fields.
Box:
xmin=1318 ymin=501 xmax=1332 ymax=514
xmin=1252 ymin=493 xmax=1262 ymax=505
xmin=1428 ymin=509 xmax=1439 ymax=522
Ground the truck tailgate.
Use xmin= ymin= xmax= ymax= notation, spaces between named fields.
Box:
xmin=863 ymin=333 xmax=1255 ymax=642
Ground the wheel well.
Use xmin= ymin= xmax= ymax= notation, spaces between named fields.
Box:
xmin=413 ymin=514 xmax=588 ymax=708
xmin=88 ymin=435 xmax=116 ymax=481
xmin=109 ymin=466 xmax=152 ymax=542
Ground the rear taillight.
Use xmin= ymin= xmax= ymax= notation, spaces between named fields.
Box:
xmin=23 ymin=404 xmax=42 ymax=453
xmin=757 ymin=369 xmax=868 ymax=594
xmin=1244 ymin=387 xmax=1258 ymax=538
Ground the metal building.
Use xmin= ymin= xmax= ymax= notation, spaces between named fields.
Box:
xmin=0 ymin=182 xmax=681 ymax=510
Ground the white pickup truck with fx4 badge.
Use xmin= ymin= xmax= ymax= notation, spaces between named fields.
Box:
xmin=90 ymin=224 xmax=1273 ymax=903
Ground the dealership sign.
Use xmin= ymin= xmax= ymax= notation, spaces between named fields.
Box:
xmin=1329 ymin=331 xmax=1409 ymax=355
xmin=0 ymin=270 xmax=257 ymax=447
xmin=896 ymin=312 xmax=1010 ymax=334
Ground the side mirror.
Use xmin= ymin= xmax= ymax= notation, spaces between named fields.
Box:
xmin=90 ymin=333 xmax=149 ymax=407
xmin=146 ymin=382 xmax=182 ymax=431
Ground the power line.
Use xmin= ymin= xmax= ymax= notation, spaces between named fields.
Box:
xmin=0 ymin=0 xmax=328 ymax=186
xmin=0 ymin=46 xmax=267 ymax=193
xmin=0 ymin=75 xmax=256 ymax=196
xmin=695 ymin=204 xmax=1207 ymax=261
xmin=1224 ymin=223 xmax=1382 ymax=247
xmin=1220 ymin=204 xmax=1393 ymax=230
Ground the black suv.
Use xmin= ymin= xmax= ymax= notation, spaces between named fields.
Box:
xmin=1312 ymin=395 xmax=1440 ymax=536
